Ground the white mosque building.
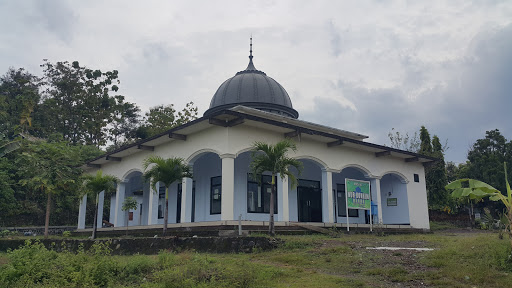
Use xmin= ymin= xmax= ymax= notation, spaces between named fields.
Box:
xmin=78 ymin=42 xmax=434 ymax=231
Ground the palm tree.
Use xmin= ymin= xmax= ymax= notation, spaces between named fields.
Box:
xmin=250 ymin=139 xmax=303 ymax=236
xmin=143 ymin=156 xmax=192 ymax=236
xmin=81 ymin=170 xmax=119 ymax=239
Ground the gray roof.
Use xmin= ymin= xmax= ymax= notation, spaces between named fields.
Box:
xmin=204 ymin=45 xmax=299 ymax=119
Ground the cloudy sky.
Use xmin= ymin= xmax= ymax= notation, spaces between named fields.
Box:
xmin=1 ymin=0 xmax=511 ymax=163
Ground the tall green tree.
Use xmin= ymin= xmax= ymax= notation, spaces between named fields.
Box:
xmin=38 ymin=60 xmax=139 ymax=146
xmin=81 ymin=170 xmax=118 ymax=239
xmin=465 ymin=129 xmax=512 ymax=194
xmin=250 ymin=139 xmax=303 ymax=236
xmin=427 ymin=135 xmax=449 ymax=209
xmin=122 ymin=197 xmax=138 ymax=236
xmin=419 ymin=126 xmax=432 ymax=155
xmin=0 ymin=68 xmax=40 ymax=134
xmin=142 ymin=156 xmax=192 ymax=236
xmin=17 ymin=140 xmax=83 ymax=238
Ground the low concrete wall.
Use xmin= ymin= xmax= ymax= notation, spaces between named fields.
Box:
xmin=1 ymin=226 xmax=75 ymax=236
xmin=0 ymin=236 xmax=280 ymax=254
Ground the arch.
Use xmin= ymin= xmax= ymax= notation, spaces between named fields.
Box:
xmin=380 ymin=171 xmax=409 ymax=184
xmin=186 ymin=148 xmax=221 ymax=165
xmin=122 ymin=168 xmax=143 ymax=182
xmin=339 ymin=164 xmax=373 ymax=178
xmin=293 ymin=155 xmax=328 ymax=170
xmin=235 ymin=147 xmax=253 ymax=157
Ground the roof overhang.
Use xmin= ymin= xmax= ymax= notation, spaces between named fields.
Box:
xmin=82 ymin=107 xmax=437 ymax=171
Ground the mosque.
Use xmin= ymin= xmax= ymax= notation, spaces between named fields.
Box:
xmin=78 ymin=40 xmax=434 ymax=231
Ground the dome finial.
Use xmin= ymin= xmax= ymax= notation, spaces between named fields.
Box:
xmin=246 ymin=36 xmax=256 ymax=70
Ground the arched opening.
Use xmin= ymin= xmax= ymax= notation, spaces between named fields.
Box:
xmin=380 ymin=173 xmax=409 ymax=225
xmin=333 ymin=166 xmax=372 ymax=225
xmin=289 ymin=158 xmax=325 ymax=222
xmin=189 ymin=152 xmax=222 ymax=223
xmin=121 ymin=170 xmax=150 ymax=227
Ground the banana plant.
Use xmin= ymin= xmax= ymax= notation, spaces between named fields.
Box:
xmin=446 ymin=162 xmax=512 ymax=247
xmin=0 ymin=133 xmax=21 ymax=157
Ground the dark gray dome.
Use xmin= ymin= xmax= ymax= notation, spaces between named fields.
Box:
xmin=204 ymin=43 xmax=298 ymax=119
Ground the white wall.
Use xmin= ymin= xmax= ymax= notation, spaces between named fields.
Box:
xmin=380 ymin=174 xmax=409 ymax=225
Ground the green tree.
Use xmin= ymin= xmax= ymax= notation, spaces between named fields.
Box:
xmin=122 ymin=197 xmax=138 ymax=235
xmin=465 ymin=129 xmax=512 ymax=194
xmin=419 ymin=126 xmax=432 ymax=155
xmin=81 ymin=170 xmax=118 ymax=239
xmin=38 ymin=60 xmax=139 ymax=146
xmin=250 ymin=139 xmax=303 ymax=236
xmin=427 ymin=135 xmax=449 ymax=209
xmin=142 ymin=156 xmax=192 ymax=236
xmin=17 ymin=140 xmax=82 ymax=238
xmin=0 ymin=67 xmax=40 ymax=134
xmin=135 ymin=102 xmax=198 ymax=139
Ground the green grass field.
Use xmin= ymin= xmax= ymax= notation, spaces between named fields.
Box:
xmin=1 ymin=223 xmax=511 ymax=287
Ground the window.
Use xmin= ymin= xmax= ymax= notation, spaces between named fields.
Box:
xmin=158 ymin=184 xmax=165 ymax=219
xmin=247 ymin=174 xmax=277 ymax=213
xmin=336 ymin=184 xmax=359 ymax=217
xmin=414 ymin=174 xmax=419 ymax=182
xmin=210 ymin=176 xmax=222 ymax=214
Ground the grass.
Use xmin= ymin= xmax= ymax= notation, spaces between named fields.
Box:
xmin=1 ymin=230 xmax=512 ymax=287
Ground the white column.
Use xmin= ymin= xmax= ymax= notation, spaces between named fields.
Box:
xmin=96 ymin=191 xmax=105 ymax=228
xmin=147 ymin=182 xmax=155 ymax=225
xmin=78 ymin=194 xmax=87 ymax=229
xmin=370 ymin=177 xmax=383 ymax=224
xmin=321 ymin=169 xmax=335 ymax=223
xmin=277 ymin=174 xmax=289 ymax=221
xmin=220 ymin=154 xmax=235 ymax=221
xmin=181 ymin=177 xmax=193 ymax=223
xmin=114 ymin=181 xmax=127 ymax=227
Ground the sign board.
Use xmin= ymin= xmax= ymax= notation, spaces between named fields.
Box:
xmin=345 ymin=179 xmax=371 ymax=210
xmin=387 ymin=198 xmax=397 ymax=206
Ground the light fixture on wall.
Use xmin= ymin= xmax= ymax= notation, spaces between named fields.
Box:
xmin=388 ymin=191 xmax=392 ymax=196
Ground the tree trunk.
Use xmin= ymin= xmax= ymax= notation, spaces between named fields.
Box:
xmin=44 ymin=191 xmax=51 ymax=239
xmin=163 ymin=187 xmax=168 ymax=237
xmin=92 ymin=194 xmax=98 ymax=239
xmin=269 ymin=174 xmax=276 ymax=237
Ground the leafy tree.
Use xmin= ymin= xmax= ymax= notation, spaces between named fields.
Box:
xmin=107 ymin=98 xmax=141 ymax=149
xmin=38 ymin=60 xmax=138 ymax=146
xmin=446 ymin=162 xmax=512 ymax=248
xmin=0 ymin=68 xmax=40 ymax=134
xmin=142 ymin=156 xmax=192 ymax=236
xmin=17 ymin=140 xmax=83 ymax=238
xmin=135 ymin=102 xmax=198 ymax=139
xmin=427 ymin=135 xmax=449 ymax=209
xmin=81 ymin=170 xmax=118 ymax=239
xmin=465 ymin=129 xmax=512 ymax=194
xmin=122 ymin=197 xmax=138 ymax=235
xmin=250 ymin=139 xmax=303 ymax=236
xmin=419 ymin=126 xmax=432 ymax=155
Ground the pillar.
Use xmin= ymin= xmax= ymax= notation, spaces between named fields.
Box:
xmin=181 ymin=177 xmax=193 ymax=223
xmin=277 ymin=174 xmax=289 ymax=221
xmin=96 ymin=191 xmax=105 ymax=228
xmin=370 ymin=177 xmax=383 ymax=224
xmin=147 ymin=182 xmax=156 ymax=225
xmin=321 ymin=169 xmax=335 ymax=223
xmin=78 ymin=194 xmax=87 ymax=229
xmin=114 ymin=180 xmax=127 ymax=227
xmin=220 ymin=154 xmax=235 ymax=221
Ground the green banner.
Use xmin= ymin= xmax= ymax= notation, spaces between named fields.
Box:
xmin=345 ymin=179 xmax=371 ymax=210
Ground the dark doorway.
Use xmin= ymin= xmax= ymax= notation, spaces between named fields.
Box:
xmin=177 ymin=184 xmax=182 ymax=223
xmin=297 ymin=179 xmax=322 ymax=222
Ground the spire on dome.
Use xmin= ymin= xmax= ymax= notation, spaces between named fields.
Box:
xmin=246 ymin=36 xmax=257 ymax=71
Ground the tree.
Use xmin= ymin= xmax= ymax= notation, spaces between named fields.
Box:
xmin=0 ymin=68 xmax=40 ymax=135
xmin=446 ymin=162 xmax=512 ymax=248
xmin=465 ymin=129 xmax=512 ymax=194
xmin=427 ymin=135 xmax=449 ymax=209
xmin=122 ymin=197 xmax=138 ymax=236
xmin=81 ymin=170 xmax=118 ymax=239
xmin=387 ymin=128 xmax=420 ymax=152
xmin=38 ymin=60 xmax=139 ymax=146
xmin=17 ymin=140 xmax=82 ymax=238
xmin=419 ymin=126 xmax=432 ymax=155
xmin=250 ymin=139 xmax=303 ymax=236
xmin=135 ymin=102 xmax=198 ymax=139
xmin=142 ymin=156 xmax=192 ymax=236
